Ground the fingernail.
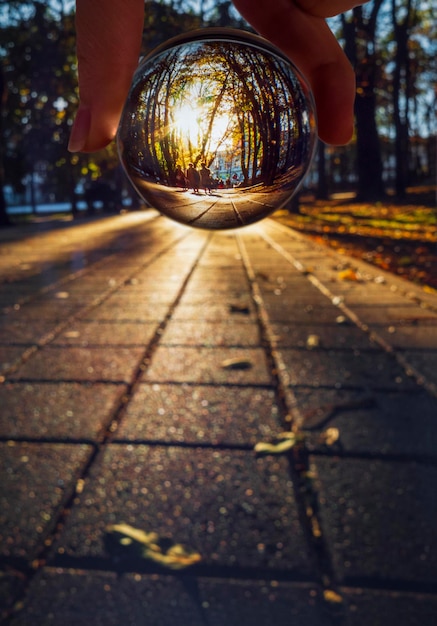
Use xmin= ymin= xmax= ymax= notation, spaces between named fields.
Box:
xmin=68 ymin=105 xmax=91 ymax=152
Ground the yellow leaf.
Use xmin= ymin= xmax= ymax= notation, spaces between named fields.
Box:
xmin=106 ymin=524 xmax=201 ymax=570
xmin=423 ymin=285 xmax=437 ymax=295
xmin=319 ymin=427 xmax=340 ymax=446
xmin=254 ymin=432 xmax=300 ymax=455
xmin=338 ymin=268 xmax=360 ymax=281
xmin=323 ymin=589 xmax=343 ymax=604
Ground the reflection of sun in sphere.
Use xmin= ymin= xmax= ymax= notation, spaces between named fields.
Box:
xmin=118 ymin=29 xmax=317 ymax=230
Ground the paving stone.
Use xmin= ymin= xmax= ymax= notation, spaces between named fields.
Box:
xmin=0 ymin=346 xmax=28 ymax=375
xmin=7 ymin=569 xmax=331 ymax=626
xmin=79 ymin=303 xmax=170 ymax=322
xmin=0 ymin=320 xmax=61 ymax=345
xmin=115 ymin=384 xmax=281 ymax=445
xmin=350 ymin=305 xmax=437 ymax=325
xmin=52 ymin=321 xmax=159 ymax=347
xmin=401 ymin=350 xmax=437 ymax=386
xmin=340 ymin=290 xmax=414 ymax=306
xmin=0 ymin=382 xmax=126 ymax=440
xmin=54 ymin=445 xmax=313 ymax=573
xmin=374 ymin=324 xmax=437 ymax=349
xmin=186 ymin=275 xmax=249 ymax=292
xmin=159 ymin=321 xmax=261 ymax=346
xmin=6 ymin=569 xmax=203 ymax=626
xmin=142 ymin=347 xmax=273 ymax=385
xmin=310 ymin=457 xmax=437 ymax=585
xmin=264 ymin=303 xmax=341 ymax=324
xmin=0 ymin=573 xmax=25 ymax=619
xmin=2 ymin=302 xmax=82 ymax=322
xmin=197 ymin=578 xmax=330 ymax=626
xmin=271 ymin=323 xmax=378 ymax=350
xmin=0 ymin=442 xmax=92 ymax=560
xmin=280 ymin=348 xmax=417 ymax=389
xmin=340 ymin=587 xmax=437 ymax=626
xmin=179 ymin=290 xmax=253 ymax=307
xmin=294 ymin=388 xmax=437 ymax=458
xmin=171 ymin=304 xmax=256 ymax=322
xmin=11 ymin=346 xmax=144 ymax=383
xmin=103 ymin=291 xmax=177 ymax=306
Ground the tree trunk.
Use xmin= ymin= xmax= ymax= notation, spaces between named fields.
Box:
xmin=0 ymin=64 xmax=11 ymax=226
xmin=316 ymin=141 xmax=329 ymax=200
xmin=392 ymin=0 xmax=413 ymax=198
xmin=341 ymin=5 xmax=385 ymax=201
xmin=355 ymin=89 xmax=385 ymax=200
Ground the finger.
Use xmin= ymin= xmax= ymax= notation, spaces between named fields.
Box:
xmin=233 ymin=0 xmax=356 ymax=144
xmin=69 ymin=0 xmax=144 ymax=152
xmin=295 ymin=0 xmax=369 ymax=17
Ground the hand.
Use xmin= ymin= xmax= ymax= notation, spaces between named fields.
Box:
xmin=68 ymin=0 xmax=365 ymax=152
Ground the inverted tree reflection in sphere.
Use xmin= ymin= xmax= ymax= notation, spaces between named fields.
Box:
xmin=118 ymin=29 xmax=317 ymax=230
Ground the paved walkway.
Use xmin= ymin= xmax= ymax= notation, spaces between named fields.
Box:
xmin=1 ymin=211 xmax=437 ymax=625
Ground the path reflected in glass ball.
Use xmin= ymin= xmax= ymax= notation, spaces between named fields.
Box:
xmin=118 ymin=29 xmax=317 ymax=230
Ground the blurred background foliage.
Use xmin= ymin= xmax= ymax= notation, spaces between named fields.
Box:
xmin=0 ymin=0 xmax=435 ymax=226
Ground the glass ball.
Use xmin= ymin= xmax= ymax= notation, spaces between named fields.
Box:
xmin=118 ymin=28 xmax=317 ymax=230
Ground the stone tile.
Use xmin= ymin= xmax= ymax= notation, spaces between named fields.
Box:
xmin=294 ymin=387 xmax=437 ymax=458
xmin=0 ymin=382 xmax=126 ymax=440
xmin=0 ymin=346 xmax=28 ymax=375
xmin=340 ymin=587 xmax=437 ymax=626
xmin=271 ymin=323 xmax=378 ymax=350
xmin=115 ymin=384 xmax=281 ymax=445
xmin=375 ymin=324 xmax=437 ymax=349
xmin=264 ymin=304 xmax=341 ymax=324
xmin=0 ymin=573 xmax=25 ymax=619
xmin=159 ymin=321 xmax=261 ymax=346
xmin=0 ymin=320 xmax=57 ymax=345
xmin=142 ymin=347 xmax=272 ymax=385
xmin=177 ymin=291 xmax=253 ymax=307
xmin=11 ymin=346 xmax=144 ymax=383
xmin=171 ymin=304 xmax=256 ymax=322
xmin=280 ymin=348 xmax=417 ymax=389
xmin=8 ymin=569 xmax=206 ymax=626
xmin=8 ymin=570 xmax=329 ymax=626
xmin=79 ymin=303 xmax=170 ymax=322
xmin=54 ymin=445 xmax=313 ymax=574
xmin=52 ymin=321 xmax=158 ymax=347
xmin=351 ymin=305 xmax=437 ymax=325
xmin=2 ymin=302 xmax=82 ymax=323
xmin=0 ymin=442 xmax=92 ymax=560
xmin=401 ymin=350 xmax=437 ymax=386
xmin=310 ymin=457 xmax=437 ymax=585
xmin=197 ymin=578 xmax=330 ymax=626
xmin=103 ymin=291 xmax=176 ymax=306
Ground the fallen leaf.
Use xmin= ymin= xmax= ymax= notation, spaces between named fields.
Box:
xmin=221 ymin=358 xmax=253 ymax=370
xmin=306 ymin=334 xmax=321 ymax=349
xmin=323 ymin=589 xmax=343 ymax=604
xmin=106 ymin=523 xmax=202 ymax=570
xmin=423 ymin=285 xmax=437 ymax=294
xmin=335 ymin=315 xmax=348 ymax=325
xmin=229 ymin=303 xmax=250 ymax=314
xmin=254 ymin=431 xmax=303 ymax=455
xmin=338 ymin=268 xmax=360 ymax=281
xmin=319 ymin=427 xmax=340 ymax=446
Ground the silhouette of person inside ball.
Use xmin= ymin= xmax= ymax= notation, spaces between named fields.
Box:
xmin=186 ymin=163 xmax=200 ymax=193
xmin=175 ymin=165 xmax=187 ymax=189
xmin=199 ymin=163 xmax=212 ymax=195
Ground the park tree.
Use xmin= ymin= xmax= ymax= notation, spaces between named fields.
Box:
xmin=341 ymin=0 xmax=386 ymax=200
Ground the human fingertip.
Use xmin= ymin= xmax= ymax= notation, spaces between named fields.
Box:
xmin=68 ymin=105 xmax=91 ymax=153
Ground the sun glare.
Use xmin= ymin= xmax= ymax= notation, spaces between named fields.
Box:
xmin=171 ymin=87 xmax=234 ymax=152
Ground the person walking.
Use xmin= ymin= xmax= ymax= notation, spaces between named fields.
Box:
xmin=199 ymin=163 xmax=212 ymax=195
xmin=186 ymin=163 xmax=200 ymax=193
